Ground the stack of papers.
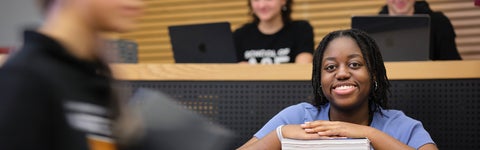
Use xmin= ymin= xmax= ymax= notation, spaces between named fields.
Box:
xmin=281 ymin=138 xmax=370 ymax=150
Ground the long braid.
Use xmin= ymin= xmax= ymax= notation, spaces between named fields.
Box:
xmin=351 ymin=30 xmax=391 ymax=112
xmin=312 ymin=31 xmax=338 ymax=107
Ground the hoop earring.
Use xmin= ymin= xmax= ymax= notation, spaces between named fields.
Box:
xmin=282 ymin=5 xmax=287 ymax=11
xmin=374 ymin=81 xmax=378 ymax=91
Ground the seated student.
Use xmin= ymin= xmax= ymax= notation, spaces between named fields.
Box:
xmin=0 ymin=0 xmax=143 ymax=149
xmin=379 ymin=0 xmax=462 ymax=60
xmin=234 ymin=0 xmax=314 ymax=64
xmin=237 ymin=29 xmax=438 ymax=150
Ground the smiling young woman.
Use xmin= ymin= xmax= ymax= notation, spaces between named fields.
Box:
xmin=237 ymin=29 xmax=438 ymax=150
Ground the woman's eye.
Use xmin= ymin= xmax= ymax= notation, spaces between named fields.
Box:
xmin=349 ymin=62 xmax=362 ymax=68
xmin=324 ymin=65 xmax=336 ymax=71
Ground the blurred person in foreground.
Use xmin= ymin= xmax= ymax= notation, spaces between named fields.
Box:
xmin=0 ymin=0 xmax=143 ymax=149
xmin=379 ymin=0 xmax=462 ymax=60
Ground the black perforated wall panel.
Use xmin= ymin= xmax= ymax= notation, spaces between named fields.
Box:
xmin=120 ymin=79 xmax=480 ymax=150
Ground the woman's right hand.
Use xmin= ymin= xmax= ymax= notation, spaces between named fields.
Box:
xmin=281 ymin=124 xmax=325 ymax=140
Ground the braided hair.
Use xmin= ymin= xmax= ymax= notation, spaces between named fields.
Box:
xmin=311 ymin=29 xmax=391 ymax=114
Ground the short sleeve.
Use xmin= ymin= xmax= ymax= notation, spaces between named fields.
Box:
xmin=377 ymin=110 xmax=435 ymax=149
xmin=406 ymin=122 xmax=436 ymax=149
xmin=253 ymin=102 xmax=313 ymax=139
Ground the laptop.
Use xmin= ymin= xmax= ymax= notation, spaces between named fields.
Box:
xmin=351 ymin=15 xmax=431 ymax=61
xmin=127 ymin=88 xmax=235 ymax=150
xmin=168 ymin=22 xmax=238 ymax=63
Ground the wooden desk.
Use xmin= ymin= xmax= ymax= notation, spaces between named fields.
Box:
xmin=111 ymin=60 xmax=480 ymax=81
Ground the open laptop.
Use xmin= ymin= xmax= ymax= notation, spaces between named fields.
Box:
xmin=351 ymin=15 xmax=431 ymax=61
xmin=127 ymin=88 xmax=235 ymax=150
xmin=168 ymin=22 xmax=238 ymax=63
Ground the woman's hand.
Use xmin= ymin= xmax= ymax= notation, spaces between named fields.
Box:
xmin=280 ymin=121 xmax=372 ymax=140
xmin=281 ymin=124 xmax=324 ymax=140
xmin=300 ymin=120 xmax=372 ymax=138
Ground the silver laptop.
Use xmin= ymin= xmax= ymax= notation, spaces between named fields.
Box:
xmin=168 ymin=22 xmax=238 ymax=63
xmin=351 ymin=15 xmax=431 ymax=61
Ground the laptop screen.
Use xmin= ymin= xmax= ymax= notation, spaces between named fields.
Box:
xmin=351 ymin=15 xmax=431 ymax=61
xmin=168 ymin=22 xmax=238 ymax=63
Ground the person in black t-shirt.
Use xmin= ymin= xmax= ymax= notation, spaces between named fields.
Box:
xmin=0 ymin=0 xmax=143 ymax=150
xmin=234 ymin=0 xmax=314 ymax=64
xmin=379 ymin=0 xmax=462 ymax=60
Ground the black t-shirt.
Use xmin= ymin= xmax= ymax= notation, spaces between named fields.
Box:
xmin=233 ymin=20 xmax=314 ymax=64
xmin=0 ymin=31 xmax=117 ymax=150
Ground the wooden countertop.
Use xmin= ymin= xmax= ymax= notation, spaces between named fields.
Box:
xmin=111 ymin=60 xmax=480 ymax=81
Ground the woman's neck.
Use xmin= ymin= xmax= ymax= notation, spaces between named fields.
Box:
xmin=388 ymin=6 xmax=415 ymax=16
xmin=39 ymin=5 xmax=100 ymax=61
xmin=257 ymin=15 xmax=284 ymax=35
xmin=329 ymin=102 xmax=371 ymax=126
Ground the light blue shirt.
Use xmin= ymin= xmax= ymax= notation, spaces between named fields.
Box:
xmin=254 ymin=102 xmax=435 ymax=149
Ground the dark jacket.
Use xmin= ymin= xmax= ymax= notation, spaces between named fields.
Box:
xmin=0 ymin=31 xmax=117 ymax=150
xmin=379 ymin=1 xmax=462 ymax=60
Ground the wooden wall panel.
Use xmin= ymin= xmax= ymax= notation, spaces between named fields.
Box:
xmin=120 ymin=0 xmax=479 ymax=63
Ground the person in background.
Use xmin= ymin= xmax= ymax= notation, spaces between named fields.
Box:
xmin=0 ymin=0 xmax=143 ymax=149
xmin=234 ymin=0 xmax=314 ymax=64
xmin=237 ymin=29 xmax=438 ymax=150
xmin=379 ymin=0 xmax=462 ymax=60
